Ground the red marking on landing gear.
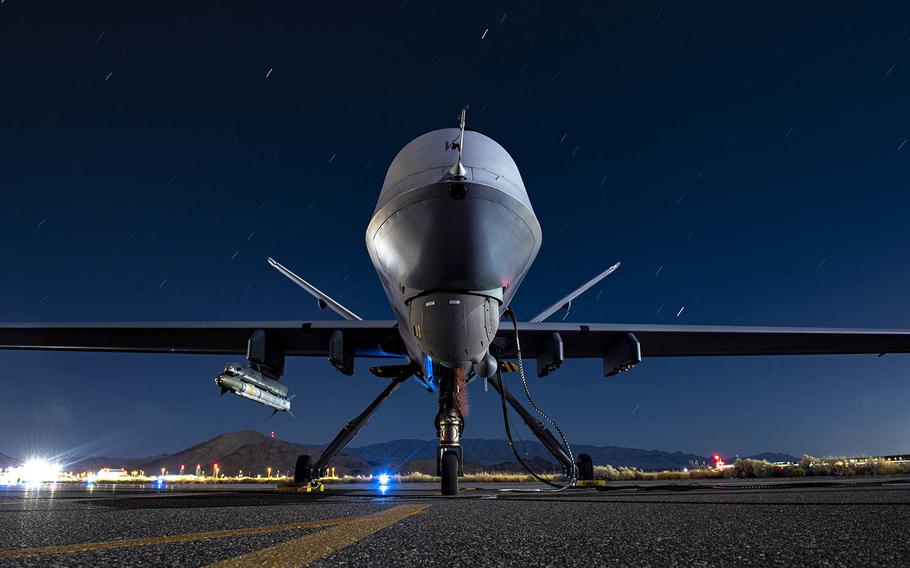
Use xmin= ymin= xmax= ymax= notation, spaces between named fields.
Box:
xmin=456 ymin=367 xmax=470 ymax=416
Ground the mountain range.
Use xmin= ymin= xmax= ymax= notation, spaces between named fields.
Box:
xmin=68 ymin=431 xmax=374 ymax=477
xmin=0 ymin=431 xmax=799 ymax=476
xmin=342 ymin=438 xmax=714 ymax=471
xmin=0 ymin=453 xmax=20 ymax=468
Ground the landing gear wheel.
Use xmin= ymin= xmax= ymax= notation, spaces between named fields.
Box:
xmin=293 ymin=455 xmax=312 ymax=484
xmin=578 ymin=453 xmax=595 ymax=482
xmin=441 ymin=449 xmax=459 ymax=496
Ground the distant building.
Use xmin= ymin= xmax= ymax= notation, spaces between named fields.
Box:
xmin=93 ymin=468 xmax=131 ymax=482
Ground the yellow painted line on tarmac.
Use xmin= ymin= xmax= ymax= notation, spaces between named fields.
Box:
xmin=0 ymin=514 xmax=353 ymax=560
xmin=204 ymin=504 xmax=431 ymax=568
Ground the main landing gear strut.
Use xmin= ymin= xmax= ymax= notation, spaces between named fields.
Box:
xmin=293 ymin=373 xmax=409 ymax=486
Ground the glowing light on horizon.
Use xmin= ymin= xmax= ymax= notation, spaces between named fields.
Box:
xmin=20 ymin=459 xmax=62 ymax=484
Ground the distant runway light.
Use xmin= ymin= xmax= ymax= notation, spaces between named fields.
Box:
xmin=21 ymin=459 xmax=61 ymax=484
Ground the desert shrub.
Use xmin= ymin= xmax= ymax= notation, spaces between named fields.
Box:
xmin=789 ymin=456 xmax=910 ymax=477
xmin=798 ymin=454 xmax=816 ymax=470
xmin=872 ymin=461 xmax=900 ymax=475
xmin=377 ymin=457 xmax=910 ymax=485
xmin=688 ymin=467 xmax=729 ymax=479
xmin=594 ymin=465 xmax=646 ymax=481
xmin=654 ymin=470 xmax=688 ymax=480
xmin=733 ymin=458 xmax=775 ymax=478
xmin=398 ymin=472 xmax=436 ymax=483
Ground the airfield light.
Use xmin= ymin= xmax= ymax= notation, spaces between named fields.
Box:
xmin=375 ymin=472 xmax=394 ymax=495
xmin=21 ymin=458 xmax=62 ymax=484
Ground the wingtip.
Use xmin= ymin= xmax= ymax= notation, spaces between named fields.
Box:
xmin=267 ymin=257 xmax=278 ymax=267
xmin=599 ymin=261 xmax=621 ymax=277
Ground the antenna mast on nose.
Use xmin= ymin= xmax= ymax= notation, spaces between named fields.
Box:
xmin=446 ymin=107 xmax=468 ymax=179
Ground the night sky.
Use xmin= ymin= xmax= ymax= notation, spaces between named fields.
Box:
xmin=2 ymin=2 xmax=910 ymax=461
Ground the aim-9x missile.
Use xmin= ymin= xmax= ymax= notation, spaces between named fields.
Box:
xmin=215 ymin=363 xmax=293 ymax=415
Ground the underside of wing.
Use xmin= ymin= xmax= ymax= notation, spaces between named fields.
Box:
xmin=0 ymin=320 xmax=405 ymax=376
xmin=494 ymin=322 xmax=910 ymax=377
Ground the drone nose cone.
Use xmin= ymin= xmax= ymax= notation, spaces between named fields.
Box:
xmin=367 ymin=128 xmax=542 ymax=299
xmin=371 ymin=185 xmax=537 ymax=293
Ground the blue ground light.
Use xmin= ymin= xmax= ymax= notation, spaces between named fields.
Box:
xmin=375 ymin=472 xmax=392 ymax=495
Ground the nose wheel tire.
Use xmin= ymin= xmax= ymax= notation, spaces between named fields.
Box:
xmin=441 ymin=449 xmax=459 ymax=496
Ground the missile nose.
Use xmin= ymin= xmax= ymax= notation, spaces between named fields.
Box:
xmin=214 ymin=374 xmax=237 ymax=389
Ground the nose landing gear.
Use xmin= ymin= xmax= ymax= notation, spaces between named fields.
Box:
xmin=435 ymin=367 xmax=465 ymax=495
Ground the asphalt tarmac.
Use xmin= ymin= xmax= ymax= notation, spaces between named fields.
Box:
xmin=1 ymin=477 xmax=909 ymax=567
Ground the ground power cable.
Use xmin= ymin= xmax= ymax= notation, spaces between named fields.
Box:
xmin=495 ymin=365 xmax=562 ymax=490
xmin=496 ymin=308 xmax=578 ymax=492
